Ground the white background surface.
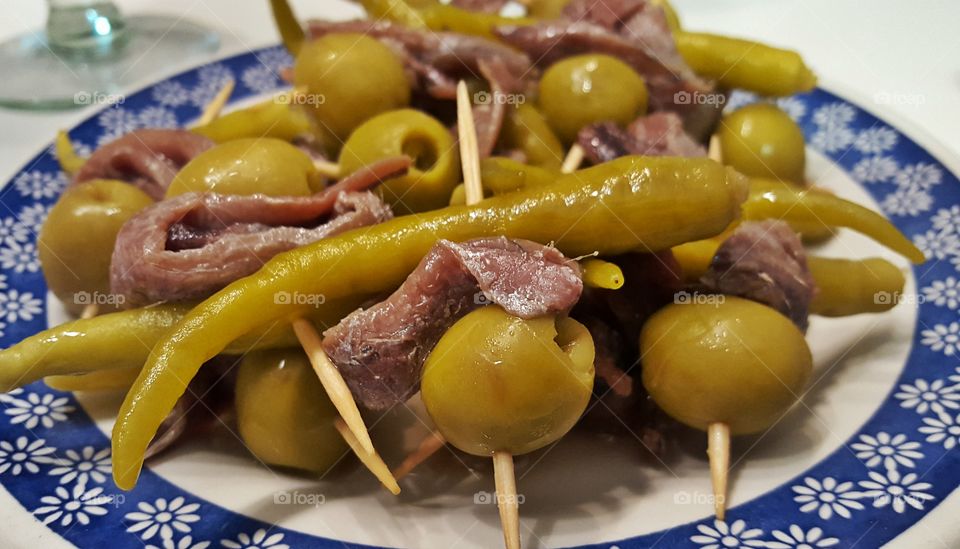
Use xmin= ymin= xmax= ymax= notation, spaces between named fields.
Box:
xmin=0 ymin=1 xmax=958 ymax=547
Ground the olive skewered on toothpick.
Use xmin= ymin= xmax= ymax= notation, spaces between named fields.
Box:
xmin=640 ymin=296 xmax=812 ymax=519
xmin=422 ymin=306 xmax=595 ymax=549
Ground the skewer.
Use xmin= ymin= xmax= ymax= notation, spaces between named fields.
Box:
xmin=561 ymin=144 xmax=585 ymax=174
xmin=457 ymin=81 xmax=484 ymax=205
xmin=334 ymin=418 xmax=401 ymax=495
xmin=80 ymin=303 xmax=99 ymax=319
xmin=389 ymin=81 xmax=485 ymax=480
xmin=461 ymin=79 xmax=523 ymax=549
xmin=707 ymin=135 xmax=722 ymax=163
xmin=392 ymin=430 xmax=446 ymax=480
xmin=707 ymin=422 xmax=730 ymax=520
xmin=312 ymin=159 xmax=341 ymax=179
xmin=292 ymin=318 xmax=375 ymax=455
xmin=493 ymin=451 xmax=521 ymax=549
xmin=196 ymin=80 xmax=235 ymax=126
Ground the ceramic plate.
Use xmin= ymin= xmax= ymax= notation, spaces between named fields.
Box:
xmin=0 ymin=46 xmax=958 ymax=548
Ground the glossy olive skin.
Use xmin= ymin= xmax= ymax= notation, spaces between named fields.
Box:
xmin=422 ymin=306 xmax=595 ymax=456
xmin=339 ymin=109 xmax=460 ymax=214
xmin=539 ymin=54 xmax=649 ymax=143
xmin=235 ymin=348 xmax=347 ymax=474
xmin=640 ymin=297 xmax=812 ymax=435
xmin=166 ymin=138 xmax=322 ymax=198
xmin=293 ymin=33 xmax=411 ymax=141
xmin=717 ymin=103 xmax=806 ymax=183
xmin=39 ymin=180 xmax=153 ymax=315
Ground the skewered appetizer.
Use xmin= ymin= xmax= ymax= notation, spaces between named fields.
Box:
xmin=0 ymin=0 xmax=928 ymax=547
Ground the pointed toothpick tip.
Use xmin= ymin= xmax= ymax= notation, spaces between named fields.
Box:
xmin=196 ymin=79 xmax=235 ymax=126
xmin=493 ymin=451 xmax=521 ymax=549
xmin=561 ymin=144 xmax=585 ymax=174
xmin=335 ymin=418 xmax=401 ymax=495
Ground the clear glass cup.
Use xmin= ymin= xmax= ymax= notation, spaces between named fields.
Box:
xmin=0 ymin=0 xmax=220 ymax=110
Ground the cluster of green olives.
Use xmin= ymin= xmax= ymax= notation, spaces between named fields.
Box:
xmin=236 ymin=348 xmax=347 ymax=473
xmin=538 ymin=54 xmax=650 ymax=143
xmin=421 ymin=306 xmax=595 ymax=457
xmin=640 ymin=296 xmax=812 ymax=435
xmin=716 ymin=103 xmax=807 ymax=184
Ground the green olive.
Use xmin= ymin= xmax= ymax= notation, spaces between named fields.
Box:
xmin=166 ymin=138 xmax=322 ymax=198
xmin=38 ymin=179 xmax=153 ymax=316
xmin=293 ymin=33 xmax=411 ymax=141
xmin=422 ymin=306 xmax=595 ymax=456
xmin=640 ymin=296 xmax=812 ymax=435
xmin=717 ymin=103 xmax=806 ymax=184
xmin=538 ymin=54 xmax=649 ymax=143
xmin=235 ymin=348 xmax=348 ymax=473
xmin=339 ymin=109 xmax=460 ymax=214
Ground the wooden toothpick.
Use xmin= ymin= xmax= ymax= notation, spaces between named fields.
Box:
xmin=334 ymin=418 xmax=401 ymax=495
xmin=196 ymin=80 xmax=235 ymax=126
xmin=708 ymin=422 xmax=730 ymax=520
xmin=561 ymin=144 xmax=585 ymax=174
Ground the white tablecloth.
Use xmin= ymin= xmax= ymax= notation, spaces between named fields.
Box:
xmin=0 ymin=1 xmax=957 ymax=547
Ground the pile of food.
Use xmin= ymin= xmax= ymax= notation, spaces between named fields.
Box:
xmin=0 ymin=0 xmax=924 ymax=546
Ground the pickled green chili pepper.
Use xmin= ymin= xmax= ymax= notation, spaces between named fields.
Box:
xmin=0 ymin=297 xmax=365 ymax=392
xmin=809 ymin=257 xmax=906 ymax=317
xmin=269 ymin=0 xmax=305 ymax=56
xmin=55 ymin=130 xmax=86 ymax=175
xmin=192 ymin=99 xmax=312 ymax=143
xmin=449 ymin=157 xmax=557 ymax=205
xmin=742 ymin=184 xmax=924 ymax=264
xmin=581 ymin=258 xmax=624 ymax=290
xmin=0 ymin=304 xmax=192 ymax=392
xmin=111 ymin=155 xmax=748 ymax=490
xmin=419 ymin=4 xmax=536 ymax=38
xmin=671 ymin=238 xmax=906 ymax=317
xmin=675 ymin=32 xmax=816 ymax=97
xmin=359 ymin=0 xmax=428 ymax=28
xmin=46 ymin=368 xmax=140 ymax=393
xmin=500 ymin=103 xmax=565 ymax=170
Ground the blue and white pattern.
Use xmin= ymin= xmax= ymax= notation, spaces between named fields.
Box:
xmin=0 ymin=50 xmax=956 ymax=549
